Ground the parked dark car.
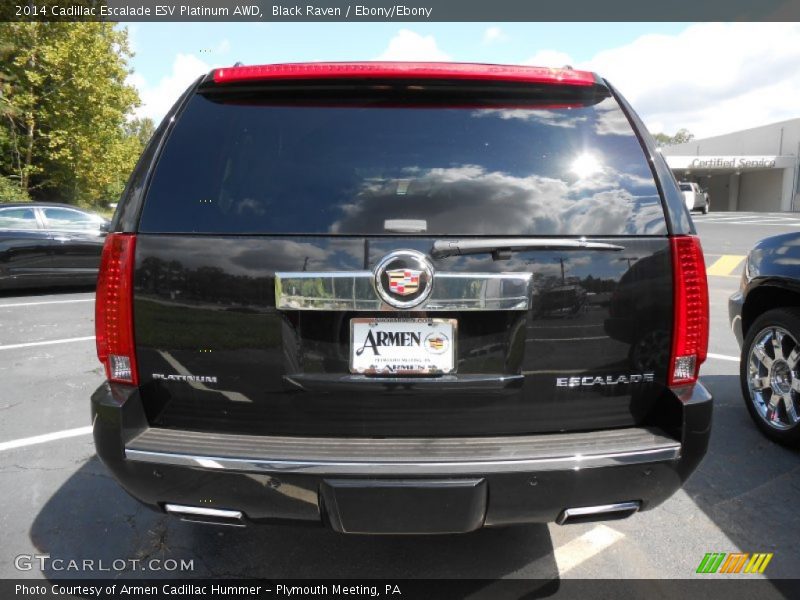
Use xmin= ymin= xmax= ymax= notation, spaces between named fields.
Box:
xmin=92 ymin=62 xmax=711 ymax=534
xmin=730 ymin=232 xmax=800 ymax=446
xmin=0 ymin=202 xmax=109 ymax=290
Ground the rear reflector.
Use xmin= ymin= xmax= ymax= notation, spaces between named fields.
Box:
xmin=96 ymin=233 xmax=138 ymax=385
xmin=213 ymin=62 xmax=597 ymax=87
xmin=669 ymin=236 xmax=709 ymax=387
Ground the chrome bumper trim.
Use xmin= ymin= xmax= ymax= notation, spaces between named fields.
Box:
xmin=164 ymin=504 xmax=245 ymax=527
xmin=556 ymin=501 xmax=640 ymax=525
xmin=164 ymin=504 xmax=243 ymax=520
xmin=274 ymin=270 xmax=532 ymax=311
xmin=125 ymin=445 xmax=680 ymax=476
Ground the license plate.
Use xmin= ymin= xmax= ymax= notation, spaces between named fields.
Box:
xmin=350 ymin=318 xmax=457 ymax=375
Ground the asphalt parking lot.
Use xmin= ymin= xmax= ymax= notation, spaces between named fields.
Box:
xmin=0 ymin=212 xmax=798 ymax=583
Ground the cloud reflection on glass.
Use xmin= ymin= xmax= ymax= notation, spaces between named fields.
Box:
xmin=141 ymin=93 xmax=667 ymax=236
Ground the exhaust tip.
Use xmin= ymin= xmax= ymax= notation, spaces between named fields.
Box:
xmin=556 ymin=501 xmax=640 ymax=525
xmin=164 ymin=504 xmax=245 ymax=527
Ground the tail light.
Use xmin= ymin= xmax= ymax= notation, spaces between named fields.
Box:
xmin=669 ymin=236 xmax=709 ymax=387
xmin=96 ymin=233 xmax=138 ymax=385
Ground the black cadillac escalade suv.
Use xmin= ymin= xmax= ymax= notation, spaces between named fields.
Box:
xmin=91 ymin=62 xmax=711 ymax=533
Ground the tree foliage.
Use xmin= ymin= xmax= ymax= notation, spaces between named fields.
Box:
xmin=125 ymin=117 xmax=156 ymax=149
xmin=0 ymin=23 xmax=152 ymax=207
xmin=653 ymin=128 xmax=695 ymax=147
xmin=0 ymin=176 xmax=30 ymax=202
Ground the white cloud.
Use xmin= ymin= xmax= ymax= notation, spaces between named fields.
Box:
xmin=126 ymin=24 xmax=139 ymax=54
xmin=524 ymin=23 xmax=800 ymax=138
xmin=522 ymin=50 xmax=574 ymax=69
xmin=472 ymin=108 xmax=588 ymax=129
xmin=647 ymin=120 xmax=665 ymax=135
xmin=129 ymin=53 xmax=214 ymax=122
xmin=331 ymin=164 xmax=661 ymax=235
xmin=375 ymin=29 xmax=451 ymax=61
xmin=482 ymin=26 xmax=508 ymax=45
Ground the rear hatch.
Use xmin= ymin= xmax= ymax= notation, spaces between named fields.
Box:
xmin=130 ymin=66 xmax=675 ymax=437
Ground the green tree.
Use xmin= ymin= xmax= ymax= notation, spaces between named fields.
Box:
xmin=0 ymin=35 xmax=26 ymax=193
xmin=126 ymin=116 xmax=156 ymax=148
xmin=653 ymin=128 xmax=695 ymax=147
xmin=0 ymin=23 xmax=143 ymax=206
xmin=0 ymin=176 xmax=30 ymax=202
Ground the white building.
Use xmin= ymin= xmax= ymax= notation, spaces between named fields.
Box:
xmin=662 ymin=118 xmax=800 ymax=212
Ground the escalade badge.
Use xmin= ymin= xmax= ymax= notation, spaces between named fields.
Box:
xmin=374 ymin=250 xmax=434 ymax=309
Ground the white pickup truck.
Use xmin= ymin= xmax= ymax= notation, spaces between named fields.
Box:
xmin=679 ymin=182 xmax=710 ymax=214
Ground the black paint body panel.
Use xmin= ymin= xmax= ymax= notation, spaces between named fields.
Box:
xmin=133 ymin=234 xmax=674 ymax=436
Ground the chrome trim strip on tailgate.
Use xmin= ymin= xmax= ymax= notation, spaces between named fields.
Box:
xmin=125 ymin=447 xmax=679 ymax=475
xmin=126 ymin=429 xmax=681 ymax=475
xmin=275 ymin=271 xmax=532 ymax=311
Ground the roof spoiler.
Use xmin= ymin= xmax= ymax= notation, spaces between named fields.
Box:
xmin=211 ymin=62 xmax=599 ymax=87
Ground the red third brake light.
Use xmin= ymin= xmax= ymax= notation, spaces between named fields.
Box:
xmin=669 ymin=236 xmax=709 ymax=387
xmin=213 ymin=62 xmax=597 ymax=87
xmin=96 ymin=233 xmax=138 ymax=385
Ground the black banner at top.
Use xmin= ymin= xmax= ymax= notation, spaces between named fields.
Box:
xmin=3 ymin=0 xmax=800 ymax=22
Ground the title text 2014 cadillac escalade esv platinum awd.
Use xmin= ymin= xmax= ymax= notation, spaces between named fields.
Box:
xmin=91 ymin=62 xmax=711 ymax=534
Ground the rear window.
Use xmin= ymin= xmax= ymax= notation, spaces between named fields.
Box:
xmin=139 ymin=88 xmax=666 ymax=236
xmin=679 ymin=183 xmax=692 ymax=191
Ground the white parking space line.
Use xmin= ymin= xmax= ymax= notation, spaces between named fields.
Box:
xmin=741 ymin=219 xmax=799 ymax=222
xmin=734 ymin=223 xmax=800 ymax=227
xmin=0 ymin=336 xmax=95 ymax=351
xmin=695 ymin=216 xmax=800 ymax=226
xmin=0 ymin=425 xmax=93 ymax=452
xmin=707 ymin=352 xmax=739 ymax=362
xmin=0 ymin=298 xmax=94 ymax=309
xmin=465 ymin=524 xmax=625 ymax=589
xmin=697 ymin=215 xmax=795 ymax=221
xmin=727 ymin=222 xmax=800 ymax=227
xmin=553 ymin=525 xmax=625 ymax=574
xmin=694 ymin=213 xmax=799 ymax=219
xmin=694 ymin=215 xmax=752 ymax=221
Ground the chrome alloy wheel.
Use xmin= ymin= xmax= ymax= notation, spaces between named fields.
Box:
xmin=747 ymin=326 xmax=800 ymax=430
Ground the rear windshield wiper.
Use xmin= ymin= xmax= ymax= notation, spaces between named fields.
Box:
xmin=431 ymin=238 xmax=625 ymax=259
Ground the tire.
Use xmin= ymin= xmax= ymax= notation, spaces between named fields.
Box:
xmin=740 ymin=308 xmax=800 ymax=447
xmin=702 ymin=201 xmax=709 ymax=214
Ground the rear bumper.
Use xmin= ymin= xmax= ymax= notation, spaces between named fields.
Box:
xmin=91 ymin=382 xmax=712 ymax=534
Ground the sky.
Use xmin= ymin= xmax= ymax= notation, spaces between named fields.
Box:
xmin=124 ymin=22 xmax=800 ymax=139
